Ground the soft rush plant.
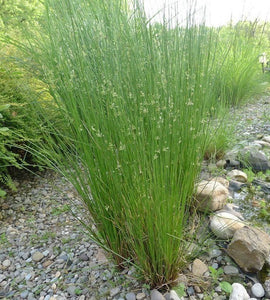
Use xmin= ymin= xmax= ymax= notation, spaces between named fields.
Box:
xmin=18 ymin=0 xmax=224 ymax=286
xmin=215 ymin=22 xmax=264 ymax=106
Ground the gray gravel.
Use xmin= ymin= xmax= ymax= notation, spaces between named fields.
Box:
xmin=0 ymin=172 xmax=147 ymax=300
xmin=231 ymin=95 xmax=270 ymax=139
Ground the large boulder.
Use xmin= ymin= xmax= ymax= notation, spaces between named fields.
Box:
xmin=196 ymin=179 xmax=229 ymax=212
xmin=210 ymin=211 xmax=245 ymax=239
xmin=238 ymin=147 xmax=270 ymax=172
xmin=227 ymin=226 xmax=270 ymax=273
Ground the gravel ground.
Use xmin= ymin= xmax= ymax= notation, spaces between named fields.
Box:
xmin=0 ymin=172 xmax=146 ymax=300
xmin=0 ymin=95 xmax=270 ymax=300
xmin=231 ymin=94 xmax=270 ymax=139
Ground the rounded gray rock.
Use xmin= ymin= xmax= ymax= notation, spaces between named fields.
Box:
xmin=126 ymin=292 xmax=136 ymax=300
xmin=150 ymin=289 xmax=165 ymax=300
xmin=20 ymin=290 xmax=29 ymax=299
xmin=224 ymin=265 xmax=239 ymax=275
xmin=251 ymin=283 xmax=265 ymax=298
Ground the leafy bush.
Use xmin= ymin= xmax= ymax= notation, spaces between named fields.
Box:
xmin=0 ymin=44 xmax=59 ymax=193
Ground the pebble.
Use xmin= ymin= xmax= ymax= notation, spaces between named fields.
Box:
xmin=32 ymin=251 xmax=44 ymax=262
xmin=136 ymin=292 xmax=146 ymax=300
xmin=0 ymin=274 xmax=6 ymax=283
xmin=224 ymin=265 xmax=239 ymax=275
xmin=210 ymin=249 xmax=222 ymax=258
xmin=192 ymin=259 xmax=208 ymax=276
xmin=126 ymin=292 xmax=136 ymax=300
xmin=251 ymin=283 xmax=265 ymax=298
xmin=2 ymin=259 xmax=11 ymax=268
xmin=110 ymin=286 xmax=121 ymax=297
xmin=66 ymin=285 xmax=77 ymax=296
xmin=20 ymin=290 xmax=29 ymax=299
xmin=186 ymin=287 xmax=195 ymax=296
xmin=25 ymin=273 xmax=32 ymax=281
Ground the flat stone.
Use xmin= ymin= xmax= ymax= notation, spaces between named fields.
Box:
xmin=136 ymin=293 xmax=146 ymax=300
xmin=192 ymin=259 xmax=208 ymax=277
xmin=20 ymin=290 xmax=29 ymax=299
xmin=96 ymin=249 xmax=108 ymax=264
xmin=209 ymin=249 xmax=222 ymax=258
xmin=25 ymin=273 xmax=32 ymax=281
xmin=110 ymin=287 xmax=121 ymax=297
xmin=42 ymin=250 xmax=50 ymax=257
xmin=43 ymin=260 xmax=53 ymax=268
xmin=224 ymin=265 xmax=239 ymax=275
xmin=126 ymin=292 xmax=136 ymax=300
xmin=32 ymin=251 xmax=44 ymax=262
xmin=79 ymin=253 xmax=89 ymax=261
xmin=251 ymin=283 xmax=265 ymax=298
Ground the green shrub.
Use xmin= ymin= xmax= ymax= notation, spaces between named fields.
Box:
xmin=0 ymin=44 xmax=59 ymax=193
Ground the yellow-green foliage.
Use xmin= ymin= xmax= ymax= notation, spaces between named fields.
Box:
xmin=0 ymin=0 xmax=56 ymax=194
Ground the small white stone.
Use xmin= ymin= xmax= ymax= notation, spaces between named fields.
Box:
xmin=229 ymin=283 xmax=250 ymax=300
xmin=55 ymin=271 xmax=61 ymax=278
xmin=2 ymin=259 xmax=11 ymax=268
xmin=251 ymin=283 xmax=265 ymax=298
